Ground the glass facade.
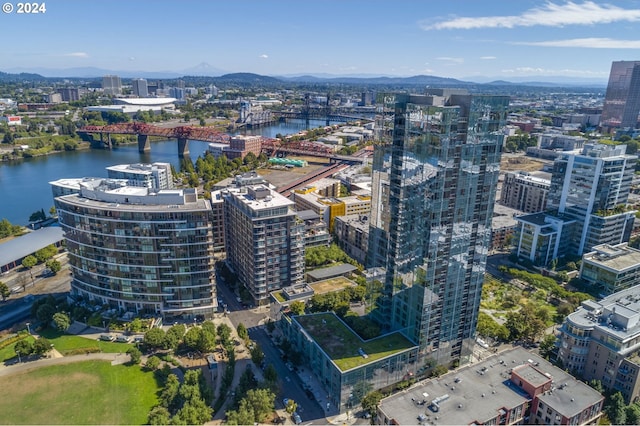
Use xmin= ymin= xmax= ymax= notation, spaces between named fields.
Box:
xmin=601 ymin=61 xmax=640 ymax=130
xmin=367 ymin=92 xmax=509 ymax=366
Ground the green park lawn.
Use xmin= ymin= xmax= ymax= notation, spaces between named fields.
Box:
xmin=38 ymin=328 xmax=132 ymax=355
xmin=0 ymin=335 xmax=36 ymax=362
xmin=0 ymin=360 xmax=159 ymax=425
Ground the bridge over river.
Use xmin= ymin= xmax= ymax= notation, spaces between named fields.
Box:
xmin=77 ymin=123 xmax=368 ymax=164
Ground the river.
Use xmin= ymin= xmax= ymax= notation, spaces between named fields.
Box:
xmin=0 ymin=119 xmax=331 ymax=225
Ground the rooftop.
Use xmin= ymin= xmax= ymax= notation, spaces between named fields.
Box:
xmin=294 ymin=312 xmax=416 ymax=371
xmin=307 ymin=264 xmax=358 ymax=281
xmin=0 ymin=226 xmax=64 ymax=268
xmin=378 ymin=347 xmax=602 ymax=425
xmin=582 ymin=243 xmax=640 ymax=272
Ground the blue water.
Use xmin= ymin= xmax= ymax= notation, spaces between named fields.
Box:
xmin=0 ymin=119 xmax=331 ymax=225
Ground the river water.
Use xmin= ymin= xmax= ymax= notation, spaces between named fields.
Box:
xmin=0 ymin=119 xmax=330 ymax=225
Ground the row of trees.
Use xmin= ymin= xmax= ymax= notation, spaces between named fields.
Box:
xmin=142 ymin=321 xmax=232 ymax=354
xmin=148 ymin=370 xmax=213 ymax=425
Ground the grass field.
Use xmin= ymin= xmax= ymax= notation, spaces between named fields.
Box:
xmin=0 ymin=360 xmax=159 ymax=425
xmin=0 ymin=335 xmax=36 ymax=362
xmin=296 ymin=312 xmax=416 ymax=371
xmin=39 ymin=328 xmax=132 ymax=355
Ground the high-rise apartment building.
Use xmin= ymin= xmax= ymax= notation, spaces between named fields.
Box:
xmin=601 ymin=61 xmax=640 ymax=131
xmin=367 ymin=90 xmax=509 ymax=366
xmin=106 ymin=162 xmax=174 ymax=189
xmin=547 ymin=143 xmax=636 ymax=255
xmin=515 ymin=144 xmax=636 ymax=266
xmin=56 ymin=87 xmax=80 ymax=102
xmin=500 ymin=171 xmax=550 ymax=213
xmin=223 ymin=185 xmax=305 ymax=304
xmin=132 ymin=78 xmax=148 ymax=98
xmin=54 ymin=183 xmax=216 ymax=320
xmin=102 ymin=75 xmax=122 ymax=96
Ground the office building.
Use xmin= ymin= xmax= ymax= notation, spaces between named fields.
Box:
xmin=54 ymin=182 xmax=216 ymax=320
xmin=500 ymin=171 xmax=550 ymax=213
xmin=580 ymin=243 xmax=640 ymax=295
xmin=222 ymin=185 xmax=305 ymax=304
xmin=132 ymin=78 xmax=148 ymax=97
xmin=557 ymin=283 xmax=640 ymax=403
xmin=367 ymin=90 xmax=509 ymax=366
xmin=377 ymin=347 xmax=603 ymax=425
xmin=106 ymin=162 xmax=174 ymax=189
xmin=601 ymin=61 xmax=640 ymax=131
xmin=102 ymin=75 xmax=122 ymax=96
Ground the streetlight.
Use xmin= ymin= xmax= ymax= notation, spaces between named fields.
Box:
xmin=25 ymin=322 xmax=31 ymax=335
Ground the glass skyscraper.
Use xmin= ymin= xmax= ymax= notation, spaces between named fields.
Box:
xmin=368 ymin=90 xmax=509 ymax=366
xmin=601 ymin=61 xmax=640 ymax=130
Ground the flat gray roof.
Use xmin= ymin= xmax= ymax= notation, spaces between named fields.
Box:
xmin=0 ymin=226 xmax=64 ymax=267
xmin=306 ymin=263 xmax=357 ymax=280
xmin=378 ymin=347 xmax=602 ymax=425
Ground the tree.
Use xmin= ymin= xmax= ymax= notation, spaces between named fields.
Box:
xmin=127 ymin=346 xmax=142 ymax=365
xmin=144 ymin=327 xmax=166 ymax=349
xmin=604 ymin=391 xmax=626 ymax=425
xmin=164 ymin=324 xmax=186 ymax=350
xmin=361 ymin=391 xmax=383 ymax=416
xmin=32 ymin=337 xmax=52 ymax=355
xmin=22 ymin=255 xmax=37 ymax=272
xmin=52 ymin=312 xmax=71 ymax=331
xmin=45 ymin=259 xmax=62 ymax=275
xmin=243 ymin=388 xmax=275 ymax=423
xmin=539 ymin=334 xmax=557 ymax=360
xmin=264 ymin=363 xmax=277 ymax=383
xmin=35 ymin=303 xmax=56 ymax=323
xmin=236 ymin=323 xmax=249 ymax=341
xmin=146 ymin=355 xmax=161 ymax=371
xmin=35 ymin=245 xmax=58 ymax=263
xmin=250 ymin=343 xmax=264 ymax=366
xmin=0 ymin=282 xmax=10 ymax=301
xmin=183 ymin=326 xmax=202 ymax=351
xmin=148 ymin=406 xmax=171 ymax=425
xmin=217 ymin=323 xmax=231 ymax=346
xmin=49 ymin=206 xmax=57 ymax=217
xmin=28 ymin=209 xmax=46 ymax=223
xmin=285 ymin=399 xmax=298 ymax=414
xmin=289 ymin=300 xmax=306 ymax=316
xmin=226 ymin=400 xmax=255 ymax=426
xmin=15 ymin=339 xmax=33 ymax=358
xmin=197 ymin=329 xmax=216 ymax=353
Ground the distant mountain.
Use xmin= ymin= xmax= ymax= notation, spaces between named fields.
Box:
xmin=278 ymin=74 xmax=470 ymax=86
xmin=215 ymin=73 xmax=282 ymax=84
xmin=0 ymin=70 xmax=47 ymax=82
xmin=181 ymin=62 xmax=226 ymax=77
xmin=3 ymin=66 xmax=183 ymax=79
xmin=466 ymin=75 xmax=607 ymax=88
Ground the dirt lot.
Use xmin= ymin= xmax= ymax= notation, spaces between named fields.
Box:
xmin=500 ymin=156 xmax=546 ymax=172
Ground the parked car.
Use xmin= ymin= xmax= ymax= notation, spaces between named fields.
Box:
xmin=292 ymin=412 xmax=302 ymax=425
xmin=99 ymin=334 xmax=114 ymax=341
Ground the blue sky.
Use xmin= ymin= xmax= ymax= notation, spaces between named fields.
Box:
xmin=2 ymin=0 xmax=640 ymax=81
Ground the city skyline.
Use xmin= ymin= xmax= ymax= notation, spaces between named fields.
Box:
xmin=2 ymin=1 xmax=640 ymax=82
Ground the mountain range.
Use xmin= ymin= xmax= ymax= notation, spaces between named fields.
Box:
xmin=0 ymin=64 xmax=608 ymax=88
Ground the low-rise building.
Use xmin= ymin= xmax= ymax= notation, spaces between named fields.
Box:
xmin=377 ymin=347 xmax=603 ymax=425
xmin=280 ymin=312 xmax=419 ymax=414
xmin=500 ymin=171 xmax=550 ymax=213
xmin=514 ymin=212 xmax=575 ymax=266
xmin=333 ymin=214 xmax=369 ymax=265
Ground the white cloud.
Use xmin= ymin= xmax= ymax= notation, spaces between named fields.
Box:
xmin=480 ymin=56 xmax=497 ymax=60
xmin=259 ymin=54 xmax=268 ymax=59
xmin=501 ymin=66 xmax=608 ymax=76
xmin=129 ymin=57 xmax=136 ymax=61
xmin=421 ymin=1 xmax=640 ymax=30
xmin=514 ymin=37 xmax=640 ymax=48
xmin=436 ymin=57 xmax=464 ymax=64
xmin=64 ymin=52 xmax=89 ymax=58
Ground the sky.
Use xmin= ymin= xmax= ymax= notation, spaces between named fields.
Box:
xmin=1 ymin=0 xmax=640 ymax=82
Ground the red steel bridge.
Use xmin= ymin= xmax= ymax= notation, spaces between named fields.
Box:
xmin=77 ymin=123 xmax=367 ymax=163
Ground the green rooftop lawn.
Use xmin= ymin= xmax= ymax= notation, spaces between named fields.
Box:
xmin=310 ymin=276 xmax=355 ymax=295
xmin=296 ymin=313 xmax=416 ymax=371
